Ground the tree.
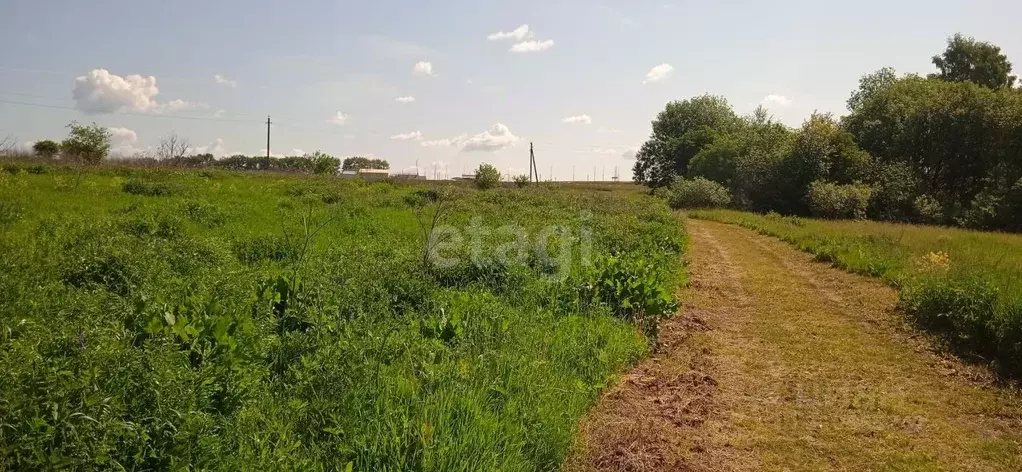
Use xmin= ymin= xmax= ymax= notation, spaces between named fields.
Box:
xmin=156 ymin=132 xmax=191 ymax=160
xmin=61 ymin=122 xmax=111 ymax=164
xmin=32 ymin=140 xmax=60 ymax=159
xmin=474 ymin=163 xmax=501 ymax=190
xmin=342 ymin=156 xmax=389 ymax=171
xmin=307 ymin=151 xmax=340 ymax=175
xmin=847 ymin=67 xmax=900 ymax=112
xmin=633 ymin=94 xmax=740 ymax=187
xmin=930 ymin=33 xmax=1016 ymax=89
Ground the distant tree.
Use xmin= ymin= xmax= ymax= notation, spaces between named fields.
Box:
xmin=632 ymin=94 xmax=740 ymax=187
xmin=512 ymin=174 xmax=530 ymax=188
xmin=156 ymin=132 xmax=191 ymax=160
xmin=474 ymin=163 xmax=501 ymax=190
xmin=342 ymin=156 xmax=389 ymax=171
xmin=930 ymin=33 xmax=1016 ymax=89
xmin=32 ymin=140 xmax=60 ymax=159
xmin=847 ymin=67 xmax=900 ymax=112
xmin=61 ymin=122 xmax=111 ymax=164
xmin=308 ymin=151 xmax=341 ymax=175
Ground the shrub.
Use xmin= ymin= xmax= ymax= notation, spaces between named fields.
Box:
xmin=61 ymin=121 xmax=111 ymax=165
xmin=667 ymin=177 xmax=731 ymax=209
xmin=914 ymin=194 xmax=944 ymax=225
xmin=122 ymin=179 xmax=176 ymax=197
xmin=474 ymin=164 xmax=501 ymax=190
xmin=513 ymin=174 xmax=530 ymax=188
xmin=0 ymin=200 xmax=21 ymax=226
xmin=806 ymin=180 xmax=872 ymax=219
xmin=588 ymin=254 xmax=680 ymax=346
xmin=32 ymin=140 xmax=60 ymax=159
xmin=182 ymin=200 xmax=227 ymax=227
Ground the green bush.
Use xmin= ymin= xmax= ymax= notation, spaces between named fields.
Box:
xmin=667 ymin=177 xmax=731 ymax=209
xmin=806 ymin=180 xmax=872 ymax=219
xmin=513 ymin=174 xmax=530 ymax=188
xmin=914 ymin=194 xmax=944 ymax=225
xmin=122 ymin=179 xmax=177 ymax=197
xmin=474 ymin=164 xmax=501 ymax=190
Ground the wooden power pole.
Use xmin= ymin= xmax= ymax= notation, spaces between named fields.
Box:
xmin=265 ymin=115 xmax=272 ymax=162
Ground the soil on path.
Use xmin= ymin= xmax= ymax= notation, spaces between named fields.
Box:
xmin=569 ymin=218 xmax=1022 ymax=471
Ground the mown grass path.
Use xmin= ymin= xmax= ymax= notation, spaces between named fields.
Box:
xmin=572 ymin=218 xmax=1022 ymax=471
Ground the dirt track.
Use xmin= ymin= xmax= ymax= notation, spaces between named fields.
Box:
xmin=570 ymin=218 xmax=1022 ymax=471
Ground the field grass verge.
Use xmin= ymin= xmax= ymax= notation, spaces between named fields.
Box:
xmin=0 ymin=166 xmax=686 ymax=470
xmin=689 ymin=209 xmax=1022 ymax=378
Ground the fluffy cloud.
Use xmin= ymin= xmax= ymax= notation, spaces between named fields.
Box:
xmin=562 ymin=114 xmax=592 ymax=125
xmin=418 ymin=124 xmax=519 ymax=152
xmin=487 ymin=24 xmax=533 ymax=41
xmin=420 ymin=136 xmax=465 ymax=148
xmin=72 ymin=69 xmax=204 ymax=114
xmin=592 ymin=148 xmax=618 ymax=155
xmin=327 ymin=112 xmax=349 ymax=126
xmin=413 ymin=61 xmax=434 ymax=76
xmin=213 ymin=74 xmax=237 ymax=87
xmin=107 ymin=127 xmax=137 ymax=143
xmin=642 ymin=63 xmax=674 ymax=84
xmin=461 ymin=123 xmax=519 ymax=152
xmin=189 ymin=138 xmax=226 ymax=156
xmin=391 ymin=131 xmax=423 ymax=141
xmin=510 ymin=40 xmax=554 ymax=53
xmin=622 ymin=148 xmax=638 ymax=159
xmin=292 ymin=148 xmax=305 ymax=155
xmin=762 ymin=94 xmax=792 ymax=106
xmin=395 ymin=96 xmax=415 ymax=103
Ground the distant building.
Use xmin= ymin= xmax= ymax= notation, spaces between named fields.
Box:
xmin=339 ymin=168 xmax=390 ymax=181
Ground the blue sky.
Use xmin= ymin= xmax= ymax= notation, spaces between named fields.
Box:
xmin=1 ymin=0 xmax=1019 ymax=180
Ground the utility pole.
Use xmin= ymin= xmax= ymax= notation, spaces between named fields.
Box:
xmin=265 ymin=115 xmax=271 ymax=163
xmin=529 ymin=142 xmax=539 ymax=184
xmin=549 ymin=165 xmax=553 ymax=182
xmin=572 ymin=165 xmax=575 ymax=182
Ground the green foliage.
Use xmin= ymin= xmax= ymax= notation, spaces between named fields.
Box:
xmin=930 ymin=33 xmax=1016 ymax=89
xmin=341 ymin=156 xmax=389 ymax=171
xmin=0 ymin=167 xmax=686 ymax=470
xmin=474 ymin=163 xmax=501 ymax=190
xmin=307 ymin=151 xmax=341 ymax=175
xmin=633 ymin=94 xmax=740 ymax=187
xmin=847 ymin=67 xmax=900 ymax=112
xmin=688 ymin=137 xmax=738 ymax=185
xmin=806 ymin=180 xmax=872 ymax=220
xmin=122 ymin=179 xmax=177 ymax=197
xmin=512 ymin=174 xmax=530 ymax=188
xmin=914 ymin=195 xmax=945 ymax=225
xmin=667 ymin=177 xmax=732 ymax=209
xmin=32 ymin=139 xmax=60 ymax=159
xmin=60 ymin=122 xmax=111 ymax=164
xmin=588 ymin=254 xmax=680 ymax=346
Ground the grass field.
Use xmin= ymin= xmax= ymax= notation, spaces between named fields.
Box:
xmin=689 ymin=209 xmax=1022 ymax=377
xmin=0 ymin=164 xmax=685 ymax=470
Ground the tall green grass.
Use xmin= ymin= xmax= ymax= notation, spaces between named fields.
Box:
xmin=690 ymin=209 xmax=1022 ymax=376
xmin=0 ymin=166 xmax=686 ymax=470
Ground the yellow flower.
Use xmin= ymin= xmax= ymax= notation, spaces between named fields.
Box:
xmin=921 ymin=251 xmax=951 ymax=272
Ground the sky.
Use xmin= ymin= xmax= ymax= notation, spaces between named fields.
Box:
xmin=1 ymin=0 xmax=1020 ymax=181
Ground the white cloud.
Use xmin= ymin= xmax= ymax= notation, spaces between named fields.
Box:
xmin=643 ymin=63 xmax=674 ymax=84
xmin=420 ymin=136 xmax=466 ymax=148
xmin=762 ymin=94 xmax=792 ymax=106
xmin=562 ymin=114 xmax=592 ymax=125
xmin=592 ymin=148 xmax=618 ymax=155
xmin=213 ymin=74 xmax=237 ymax=87
xmin=327 ymin=112 xmax=349 ymax=126
xmin=72 ymin=69 xmax=204 ymax=114
xmin=487 ymin=24 xmax=534 ymax=41
xmin=461 ymin=123 xmax=520 ymax=152
xmin=413 ymin=61 xmax=434 ymax=76
xmin=395 ymin=96 xmax=416 ymax=103
xmin=391 ymin=131 xmax=423 ymax=141
xmin=622 ymin=148 xmax=638 ymax=159
xmin=292 ymin=148 xmax=305 ymax=155
xmin=107 ymin=127 xmax=137 ymax=143
xmin=189 ymin=138 xmax=226 ymax=156
xmin=510 ymin=39 xmax=554 ymax=53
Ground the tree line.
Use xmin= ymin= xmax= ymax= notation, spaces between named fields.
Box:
xmin=636 ymin=33 xmax=1022 ymax=231
xmin=17 ymin=123 xmax=389 ymax=176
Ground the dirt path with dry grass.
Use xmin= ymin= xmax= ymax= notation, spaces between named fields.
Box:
xmin=569 ymin=218 xmax=1022 ymax=471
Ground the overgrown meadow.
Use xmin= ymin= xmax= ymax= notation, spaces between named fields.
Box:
xmin=0 ymin=164 xmax=685 ymax=470
xmin=690 ymin=209 xmax=1022 ymax=377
